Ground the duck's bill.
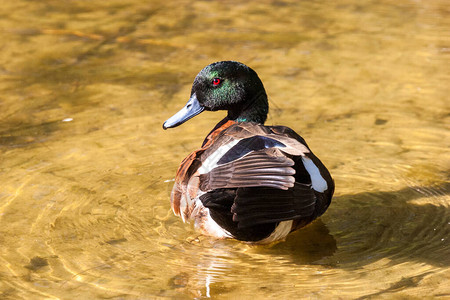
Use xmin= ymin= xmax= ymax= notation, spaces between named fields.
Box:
xmin=163 ymin=93 xmax=205 ymax=129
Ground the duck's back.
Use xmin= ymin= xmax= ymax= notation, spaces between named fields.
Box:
xmin=171 ymin=122 xmax=334 ymax=243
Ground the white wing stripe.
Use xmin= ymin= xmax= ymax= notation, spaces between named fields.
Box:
xmin=301 ymin=157 xmax=328 ymax=193
xmin=198 ymin=139 xmax=240 ymax=174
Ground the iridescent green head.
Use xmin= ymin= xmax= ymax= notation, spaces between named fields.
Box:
xmin=163 ymin=61 xmax=268 ymax=129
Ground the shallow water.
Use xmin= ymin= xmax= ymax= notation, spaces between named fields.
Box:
xmin=0 ymin=0 xmax=449 ymax=298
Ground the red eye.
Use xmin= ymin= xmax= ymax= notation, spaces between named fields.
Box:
xmin=212 ymin=78 xmax=221 ymax=86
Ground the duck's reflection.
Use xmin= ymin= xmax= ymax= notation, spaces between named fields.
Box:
xmin=172 ymin=219 xmax=336 ymax=297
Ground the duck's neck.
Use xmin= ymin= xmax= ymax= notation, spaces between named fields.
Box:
xmin=228 ymin=91 xmax=268 ymax=124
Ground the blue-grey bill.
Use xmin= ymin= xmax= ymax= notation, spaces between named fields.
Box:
xmin=163 ymin=93 xmax=205 ymax=129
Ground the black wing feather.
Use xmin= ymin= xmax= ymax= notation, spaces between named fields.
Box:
xmin=200 ymin=189 xmax=277 ymax=242
xmin=231 ymin=183 xmax=316 ymax=228
xmin=217 ymin=135 xmax=286 ymax=165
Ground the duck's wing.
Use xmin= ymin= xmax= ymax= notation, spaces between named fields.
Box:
xmin=197 ymin=123 xmax=333 ymax=230
xmin=197 ymin=133 xmax=317 ymax=229
xmin=198 ymin=134 xmax=306 ymax=191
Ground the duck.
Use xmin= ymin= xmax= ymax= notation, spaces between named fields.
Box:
xmin=163 ymin=61 xmax=334 ymax=244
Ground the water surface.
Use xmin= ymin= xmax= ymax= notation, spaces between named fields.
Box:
xmin=0 ymin=0 xmax=449 ymax=298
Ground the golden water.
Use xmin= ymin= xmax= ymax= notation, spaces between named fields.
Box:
xmin=0 ymin=0 xmax=449 ymax=298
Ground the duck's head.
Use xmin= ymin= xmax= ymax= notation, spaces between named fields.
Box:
xmin=163 ymin=61 xmax=268 ymax=129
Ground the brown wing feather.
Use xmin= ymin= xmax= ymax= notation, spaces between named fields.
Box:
xmin=196 ymin=123 xmax=310 ymax=192
xmin=199 ymin=149 xmax=296 ymax=191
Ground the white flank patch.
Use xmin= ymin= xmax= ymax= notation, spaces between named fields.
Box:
xmin=197 ymin=139 xmax=240 ymax=174
xmin=258 ymin=220 xmax=293 ymax=244
xmin=301 ymin=156 xmax=328 ymax=192
xmin=193 ymin=199 xmax=232 ymax=238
